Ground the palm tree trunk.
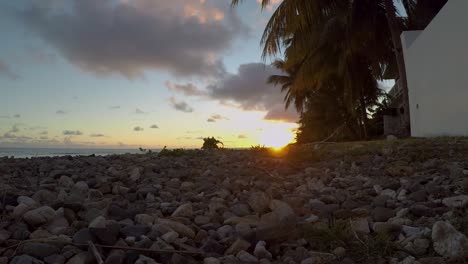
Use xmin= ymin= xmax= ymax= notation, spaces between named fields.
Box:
xmin=384 ymin=0 xmax=411 ymax=137
xmin=359 ymin=89 xmax=369 ymax=140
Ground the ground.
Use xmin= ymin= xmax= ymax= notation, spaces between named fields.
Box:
xmin=0 ymin=138 xmax=467 ymax=263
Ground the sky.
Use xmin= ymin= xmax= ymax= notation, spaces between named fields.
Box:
xmin=0 ymin=0 xmax=299 ymax=149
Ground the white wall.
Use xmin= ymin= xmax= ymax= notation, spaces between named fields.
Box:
xmin=402 ymin=0 xmax=468 ymax=137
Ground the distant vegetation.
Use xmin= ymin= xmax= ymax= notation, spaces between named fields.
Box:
xmin=201 ymin=137 xmax=224 ymax=150
xmin=157 ymin=146 xmax=186 ymax=157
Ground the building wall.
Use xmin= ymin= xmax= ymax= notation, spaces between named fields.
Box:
xmin=402 ymin=0 xmax=468 ymax=137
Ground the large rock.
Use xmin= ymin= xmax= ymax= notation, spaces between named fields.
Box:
xmin=89 ymin=217 xmax=121 ymax=245
xmin=23 ymin=206 xmax=56 ymax=226
xmin=248 ymin=192 xmax=271 ymax=214
xmin=256 ymin=200 xmax=297 ymax=240
xmin=432 ymin=221 xmax=468 ymax=258
xmin=371 ymin=207 xmax=394 ymax=222
xmin=10 ymin=255 xmax=44 ymax=264
xmin=442 ymin=195 xmax=468 ymax=208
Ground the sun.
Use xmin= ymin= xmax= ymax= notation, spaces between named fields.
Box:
xmin=258 ymin=124 xmax=296 ymax=150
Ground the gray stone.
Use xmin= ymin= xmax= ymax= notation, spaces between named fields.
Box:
xmin=171 ymin=203 xmax=193 ymax=217
xmin=23 ymin=206 xmax=56 ymax=226
xmin=72 ymin=228 xmax=95 ymax=244
xmin=350 ymin=218 xmax=370 ymax=234
xmin=134 ymin=214 xmax=154 ymax=226
xmin=236 ymin=250 xmax=258 ymax=262
xmin=203 ymin=257 xmax=220 ymax=264
xmin=217 ymin=225 xmax=233 ymax=239
xmin=120 ymin=225 xmax=150 ymax=238
xmin=20 ymin=243 xmax=60 ymax=259
xmin=156 ymin=218 xmax=195 ymax=238
xmin=442 ymin=195 xmax=468 ymax=208
xmin=248 ymin=192 xmax=271 ymax=214
xmin=10 ymin=255 xmax=44 ymax=264
xmin=432 ymin=221 xmax=468 ymax=258
xmin=44 ymin=254 xmax=65 ymax=264
xmin=254 ymin=241 xmax=272 ymax=259
xmin=66 ymin=252 xmax=89 ymax=264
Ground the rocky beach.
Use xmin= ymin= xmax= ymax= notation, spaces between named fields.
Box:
xmin=0 ymin=139 xmax=467 ymax=264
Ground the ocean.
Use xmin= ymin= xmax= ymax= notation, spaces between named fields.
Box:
xmin=0 ymin=147 xmax=145 ymax=158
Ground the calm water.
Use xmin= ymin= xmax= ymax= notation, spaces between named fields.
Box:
xmin=0 ymin=147 xmax=145 ymax=158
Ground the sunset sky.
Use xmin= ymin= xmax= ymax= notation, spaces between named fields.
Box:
xmin=0 ymin=0 xmax=299 ymax=149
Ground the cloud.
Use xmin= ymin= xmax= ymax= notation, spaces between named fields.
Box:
xmin=150 ymin=125 xmax=159 ymax=129
xmin=56 ymin=110 xmax=67 ymax=114
xmin=169 ymin=97 xmax=194 ymax=113
xmin=90 ymin=133 xmax=105 ymax=137
xmin=0 ymin=60 xmax=20 ymax=80
xmin=13 ymin=114 xmax=21 ymax=118
xmin=205 ymin=63 xmax=299 ymax=123
xmin=206 ymin=114 xmax=229 ymax=122
xmin=134 ymin=126 xmax=144 ymax=132
xmin=12 ymin=0 xmax=248 ymax=79
xmin=39 ymin=131 xmax=48 ymax=135
xmin=0 ymin=116 xmax=10 ymax=119
xmin=238 ymin=134 xmax=248 ymax=139
xmin=110 ymin=106 xmax=121 ymax=109
xmin=63 ymin=130 xmax=83 ymax=136
xmin=165 ymin=81 xmax=206 ymax=96
xmin=135 ymin=108 xmax=146 ymax=114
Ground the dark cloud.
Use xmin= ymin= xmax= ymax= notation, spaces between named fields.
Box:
xmin=165 ymin=81 xmax=206 ymax=96
xmin=39 ymin=136 xmax=48 ymax=140
xmin=12 ymin=0 xmax=247 ymax=78
xmin=110 ymin=106 xmax=121 ymax=109
xmin=90 ymin=133 xmax=105 ymax=137
xmin=238 ymin=134 xmax=248 ymax=139
xmin=169 ymin=97 xmax=194 ymax=113
xmin=205 ymin=63 xmax=299 ymax=123
xmin=63 ymin=130 xmax=83 ymax=136
xmin=150 ymin=125 xmax=159 ymax=129
xmin=134 ymin=126 xmax=144 ymax=132
xmin=13 ymin=114 xmax=21 ymax=118
xmin=56 ymin=110 xmax=67 ymax=114
xmin=206 ymin=114 xmax=229 ymax=122
xmin=0 ymin=60 xmax=20 ymax=80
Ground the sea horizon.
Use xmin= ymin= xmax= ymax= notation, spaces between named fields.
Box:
xmin=0 ymin=147 xmax=153 ymax=158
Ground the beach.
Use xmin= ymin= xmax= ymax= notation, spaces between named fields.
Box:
xmin=0 ymin=139 xmax=467 ymax=263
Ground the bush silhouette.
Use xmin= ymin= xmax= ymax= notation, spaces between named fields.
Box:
xmin=202 ymin=137 xmax=223 ymax=150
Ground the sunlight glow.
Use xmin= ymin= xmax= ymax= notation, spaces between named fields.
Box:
xmin=258 ymin=123 xmax=296 ymax=150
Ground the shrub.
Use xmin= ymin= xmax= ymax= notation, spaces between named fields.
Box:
xmin=201 ymin=137 xmax=223 ymax=150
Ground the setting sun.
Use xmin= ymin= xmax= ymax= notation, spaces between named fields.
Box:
xmin=258 ymin=123 xmax=296 ymax=149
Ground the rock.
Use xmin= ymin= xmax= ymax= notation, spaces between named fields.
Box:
xmin=156 ymin=219 xmax=195 ymax=238
xmin=204 ymin=257 xmax=221 ymax=264
xmin=13 ymin=203 xmax=31 ymax=218
xmin=333 ymin=247 xmax=346 ymax=257
xmin=20 ymin=243 xmax=60 ymax=259
xmin=254 ymin=241 xmax=272 ymax=259
xmin=201 ymin=239 xmax=224 ymax=255
xmin=410 ymin=204 xmax=434 ymax=217
xmin=130 ymin=167 xmax=142 ymax=182
xmin=46 ymin=216 xmax=69 ymax=235
xmin=135 ymin=214 xmax=154 ymax=226
xmin=195 ymin=215 xmax=211 ymax=225
xmin=371 ymin=207 xmax=394 ymax=222
xmin=44 ymin=254 xmax=66 ymax=264
xmin=225 ymin=238 xmax=250 ymax=255
xmin=235 ymin=223 xmax=253 ymax=239
xmin=66 ymin=252 xmax=89 ymax=264
xmin=0 ymin=229 xmax=11 ymax=243
xmin=236 ymin=250 xmax=258 ymax=262
xmin=58 ymin=176 xmax=74 ymax=188
xmin=10 ymin=255 xmax=44 ymax=264
xmin=408 ymin=190 xmax=427 ymax=202
xmin=161 ymin=231 xmax=178 ymax=243
xmin=432 ymin=221 xmax=468 ymax=258
xmin=90 ymin=219 xmax=120 ymax=245
xmin=171 ymin=203 xmax=193 ymax=217
xmin=217 ymin=225 xmax=233 ymax=240
xmin=23 ymin=206 xmax=57 ymax=226
xmin=442 ymin=195 xmax=468 ymax=208
xmin=372 ymin=222 xmax=402 ymax=236
xmin=350 ymin=218 xmax=370 ymax=234
xmin=248 ymin=192 xmax=271 ymax=214
xmin=413 ymin=238 xmax=430 ymax=255
xmin=120 ymin=225 xmax=150 ymax=238
xmin=134 ymin=255 xmax=159 ymax=264
xmin=73 ymin=228 xmax=95 ymax=244
xmin=230 ymin=203 xmax=251 ymax=217
xmin=18 ymin=196 xmax=37 ymax=207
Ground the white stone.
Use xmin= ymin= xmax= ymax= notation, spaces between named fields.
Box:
xmin=254 ymin=241 xmax=272 ymax=259
xmin=432 ymin=221 xmax=468 ymax=258
xmin=442 ymin=195 xmax=468 ymax=208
